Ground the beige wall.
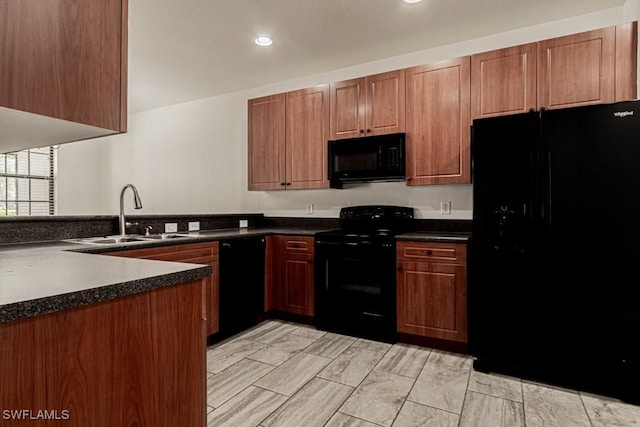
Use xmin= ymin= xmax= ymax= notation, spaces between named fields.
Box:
xmin=57 ymin=4 xmax=637 ymax=218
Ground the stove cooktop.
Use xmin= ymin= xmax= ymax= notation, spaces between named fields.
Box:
xmin=315 ymin=205 xmax=414 ymax=245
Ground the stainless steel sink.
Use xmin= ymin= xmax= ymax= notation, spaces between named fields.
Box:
xmin=70 ymin=236 xmax=148 ymax=245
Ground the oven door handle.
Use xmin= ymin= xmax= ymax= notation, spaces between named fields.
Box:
xmin=315 ymin=241 xmax=343 ymax=247
xmin=362 ymin=311 xmax=384 ymax=318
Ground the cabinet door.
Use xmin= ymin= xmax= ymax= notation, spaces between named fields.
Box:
xmin=286 ymin=86 xmax=330 ymax=189
xmin=278 ymin=252 xmax=314 ymax=316
xmin=406 ymin=57 xmax=471 ymax=185
xmin=106 ymin=242 xmax=219 ymax=337
xmin=330 ymin=78 xmax=366 ymax=140
xmin=537 ymin=27 xmax=615 ymax=110
xmin=614 ymin=22 xmax=638 ymax=102
xmin=248 ymin=94 xmax=286 ymax=190
xmin=397 ymin=261 xmax=467 ymax=342
xmin=471 ymin=43 xmax=537 ymax=119
xmin=0 ymin=0 xmax=127 ymax=131
xmin=366 ymin=70 xmax=406 ymax=136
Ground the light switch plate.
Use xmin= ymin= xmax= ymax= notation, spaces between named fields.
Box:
xmin=239 ymin=219 xmax=248 ymax=228
xmin=164 ymin=223 xmax=178 ymax=233
xmin=188 ymin=221 xmax=200 ymax=231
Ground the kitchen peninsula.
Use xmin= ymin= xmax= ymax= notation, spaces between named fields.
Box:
xmin=0 ymin=245 xmax=211 ymax=427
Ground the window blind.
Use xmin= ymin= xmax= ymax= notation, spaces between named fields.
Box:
xmin=0 ymin=147 xmax=56 ymax=216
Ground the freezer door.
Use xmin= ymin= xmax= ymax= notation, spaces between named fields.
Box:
xmin=541 ymin=101 xmax=640 ymax=396
xmin=470 ymin=112 xmax=542 ymax=365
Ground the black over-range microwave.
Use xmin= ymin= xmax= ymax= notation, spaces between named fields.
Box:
xmin=328 ymin=133 xmax=406 ymax=189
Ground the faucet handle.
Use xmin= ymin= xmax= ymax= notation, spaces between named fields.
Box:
xmin=125 ymin=221 xmax=139 ymax=229
xmin=144 ymin=226 xmax=153 ymax=236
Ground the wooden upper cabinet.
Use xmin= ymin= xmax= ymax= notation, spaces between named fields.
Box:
xmin=249 ymin=86 xmax=329 ymax=191
xmin=471 ymin=22 xmax=637 ymax=120
xmin=0 ymin=0 xmax=128 ymax=132
xmin=614 ymin=22 xmax=638 ymax=102
xmin=405 ymin=57 xmax=471 ymax=186
xmin=366 ymin=70 xmax=406 ymax=136
xmin=330 ymin=69 xmax=405 ymax=139
xmin=248 ymin=94 xmax=286 ymax=190
xmin=286 ymin=85 xmax=330 ymax=189
xmin=471 ymin=43 xmax=537 ymax=119
xmin=330 ymin=78 xmax=365 ymax=139
xmin=537 ymin=26 xmax=616 ymax=110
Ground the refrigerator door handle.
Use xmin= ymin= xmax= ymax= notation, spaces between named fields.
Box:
xmin=545 ymin=151 xmax=552 ymax=226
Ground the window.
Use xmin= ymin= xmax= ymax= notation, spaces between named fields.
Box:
xmin=0 ymin=147 xmax=56 ymax=216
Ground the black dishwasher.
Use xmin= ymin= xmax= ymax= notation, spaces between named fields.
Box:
xmin=218 ymin=237 xmax=266 ymax=338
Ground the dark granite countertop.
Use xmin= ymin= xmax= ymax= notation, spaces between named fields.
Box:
xmin=0 ymin=226 xmax=467 ymax=324
xmin=0 ymin=227 xmax=333 ymax=323
xmin=0 ymin=249 xmax=211 ymax=323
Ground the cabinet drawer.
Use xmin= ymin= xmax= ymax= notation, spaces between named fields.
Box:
xmin=397 ymin=241 xmax=466 ymax=264
xmin=107 ymin=242 xmax=219 ymax=262
xmin=278 ymin=236 xmax=314 ymax=253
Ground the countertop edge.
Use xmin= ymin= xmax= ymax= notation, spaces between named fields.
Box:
xmin=0 ymin=265 xmax=211 ymax=324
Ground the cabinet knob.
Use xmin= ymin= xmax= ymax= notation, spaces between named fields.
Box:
xmin=280 ymin=182 xmax=286 ymax=186
xmin=293 ymin=243 xmax=299 ymax=248
xmin=426 ymin=250 xmax=432 ymax=255
xmin=397 ymin=266 xmax=403 ymax=272
xmin=286 ymin=182 xmax=291 ymax=186
xmin=360 ymin=129 xmax=365 ymax=133
xmin=366 ymin=129 xmax=371 ymax=133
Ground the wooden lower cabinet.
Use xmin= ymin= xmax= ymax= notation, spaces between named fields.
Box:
xmin=267 ymin=236 xmax=315 ymax=316
xmin=0 ymin=279 xmax=206 ymax=427
xmin=396 ymin=241 xmax=468 ymax=343
xmin=107 ymin=242 xmax=219 ymax=335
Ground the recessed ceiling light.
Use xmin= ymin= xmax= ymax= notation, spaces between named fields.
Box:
xmin=404 ymin=0 xmax=422 ymax=3
xmin=254 ymin=36 xmax=273 ymax=47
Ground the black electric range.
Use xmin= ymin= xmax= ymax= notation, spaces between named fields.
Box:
xmin=314 ymin=205 xmax=414 ymax=342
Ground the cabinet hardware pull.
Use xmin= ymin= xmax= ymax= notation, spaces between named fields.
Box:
xmin=426 ymin=250 xmax=432 ymax=255
xmin=280 ymin=182 xmax=286 ymax=186
xmin=360 ymin=129 xmax=365 ymax=133
xmin=366 ymin=129 xmax=371 ymax=133
xmin=285 ymin=182 xmax=291 ymax=186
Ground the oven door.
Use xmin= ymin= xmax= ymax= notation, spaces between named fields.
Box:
xmin=314 ymin=239 xmax=397 ymax=342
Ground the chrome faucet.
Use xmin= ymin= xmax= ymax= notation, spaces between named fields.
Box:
xmin=119 ymin=184 xmax=143 ymax=236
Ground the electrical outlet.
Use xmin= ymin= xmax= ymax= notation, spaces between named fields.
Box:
xmin=440 ymin=201 xmax=452 ymax=215
xmin=239 ymin=219 xmax=248 ymax=228
xmin=306 ymin=203 xmax=313 ymax=214
xmin=164 ymin=223 xmax=178 ymax=233
xmin=188 ymin=221 xmax=200 ymax=231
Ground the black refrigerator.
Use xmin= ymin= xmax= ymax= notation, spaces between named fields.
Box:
xmin=470 ymin=100 xmax=640 ymax=404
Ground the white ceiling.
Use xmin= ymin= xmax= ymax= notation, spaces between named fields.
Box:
xmin=128 ymin=0 xmax=627 ymax=113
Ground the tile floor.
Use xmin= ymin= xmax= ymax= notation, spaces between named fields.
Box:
xmin=206 ymin=319 xmax=640 ymax=427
